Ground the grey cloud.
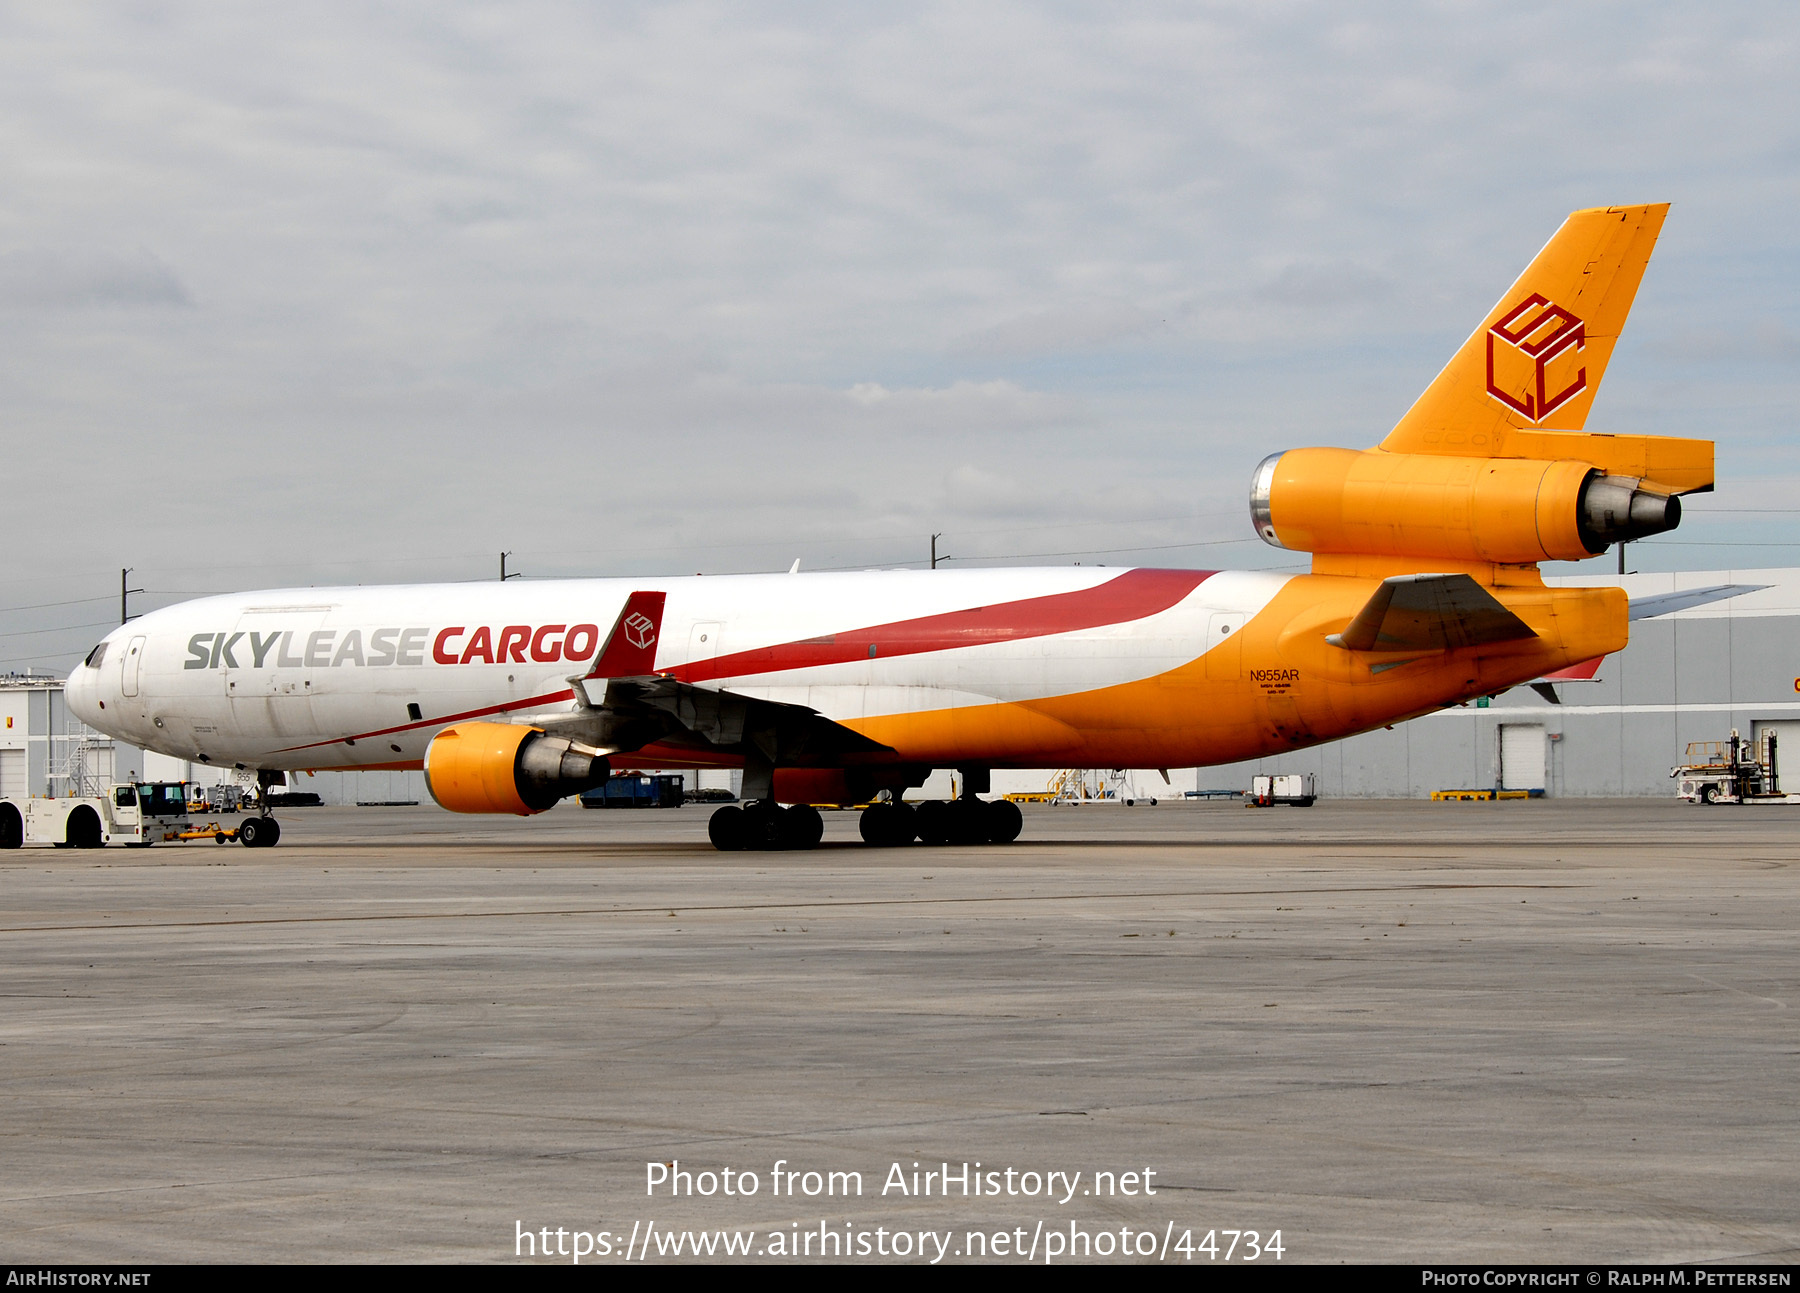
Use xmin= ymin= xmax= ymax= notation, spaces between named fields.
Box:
xmin=950 ymin=300 xmax=1163 ymax=358
xmin=1642 ymin=319 xmax=1800 ymax=365
xmin=0 ymin=248 xmax=191 ymax=310
xmin=1257 ymin=261 xmax=1393 ymax=308
xmin=0 ymin=2 xmax=1795 ymax=609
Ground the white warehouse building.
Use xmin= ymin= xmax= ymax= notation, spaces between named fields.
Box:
xmin=12 ymin=567 xmax=1798 ymax=806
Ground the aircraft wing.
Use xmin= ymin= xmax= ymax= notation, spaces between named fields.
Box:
xmin=1328 ymin=573 xmax=1538 ymax=652
xmin=600 ymin=674 xmax=890 ymax=761
xmin=507 ymin=586 xmax=892 ymax=764
xmin=522 ymin=674 xmax=891 ymax=763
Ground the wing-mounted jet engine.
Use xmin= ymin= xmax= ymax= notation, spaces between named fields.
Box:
xmin=423 ymin=722 xmax=613 ymax=815
xmin=421 ymin=588 xmax=896 ymax=845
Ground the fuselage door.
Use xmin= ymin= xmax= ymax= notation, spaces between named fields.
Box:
xmin=121 ymin=636 xmax=147 ymax=698
xmin=1204 ymin=613 xmax=1246 ymax=680
xmin=688 ymin=621 xmax=722 ymax=673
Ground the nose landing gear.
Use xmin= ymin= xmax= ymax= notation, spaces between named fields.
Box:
xmin=237 ymin=770 xmax=285 ymax=848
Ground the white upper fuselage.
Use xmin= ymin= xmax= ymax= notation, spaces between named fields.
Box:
xmin=65 ymin=567 xmax=1290 ymax=772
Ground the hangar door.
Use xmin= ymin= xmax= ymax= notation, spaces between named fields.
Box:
xmin=1750 ymin=721 xmax=1800 ymax=787
xmin=1498 ymin=723 xmax=1546 ymax=792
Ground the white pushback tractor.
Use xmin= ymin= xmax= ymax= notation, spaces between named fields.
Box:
xmin=0 ymin=782 xmax=283 ymax=849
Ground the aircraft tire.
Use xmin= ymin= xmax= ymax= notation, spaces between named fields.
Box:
xmin=986 ymin=799 xmax=1023 ymax=844
xmin=914 ymin=800 xmax=951 ymax=846
xmin=708 ymin=805 xmax=747 ymax=851
xmin=782 ymin=804 xmax=825 ymax=850
xmin=858 ymin=802 xmax=915 ymax=847
xmin=238 ymin=817 xmax=264 ymax=848
xmin=946 ymin=799 xmax=988 ymax=845
xmin=743 ymin=802 xmax=787 ymax=850
xmin=0 ymin=804 xmax=21 ymax=850
xmin=261 ymin=817 xmax=281 ymax=847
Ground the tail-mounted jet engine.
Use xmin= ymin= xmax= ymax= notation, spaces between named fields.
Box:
xmin=1249 ymin=448 xmax=1683 ymax=562
xmin=424 ymin=722 xmax=611 ymax=815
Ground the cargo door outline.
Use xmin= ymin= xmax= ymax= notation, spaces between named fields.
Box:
xmin=1205 ymin=613 xmax=1246 ymax=680
xmin=121 ymin=636 xmax=147 ymax=699
xmin=228 ymin=611 xmax=328 ymax=740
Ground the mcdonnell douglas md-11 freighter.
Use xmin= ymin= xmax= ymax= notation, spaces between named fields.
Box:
xmin=55 ymin=204 xmax=1713 ymax=851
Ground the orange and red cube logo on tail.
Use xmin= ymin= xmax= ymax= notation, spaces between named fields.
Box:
xmin=1486 ymin=294 xmax=1587 ymax=423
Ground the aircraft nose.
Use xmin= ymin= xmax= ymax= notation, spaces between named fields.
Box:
xmin=65 ymin=662 xmax=96 ymax=724
xmin=65 ymin=643 xmax=109 ymax=728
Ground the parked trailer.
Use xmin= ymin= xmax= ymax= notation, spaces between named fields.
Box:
xmin=0 ymin=782 xmax=283 ymax=848
xmin=1672 ymin=730 xmax=1800 ymax=804
xmin=1248 ymin=774 xmax=1316 ymax=807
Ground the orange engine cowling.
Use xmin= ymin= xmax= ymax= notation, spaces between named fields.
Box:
xmin=424 ymin=722 xmax=611 ymax=815
xmin=1249 ymin=447 xmax=1681 ymax=563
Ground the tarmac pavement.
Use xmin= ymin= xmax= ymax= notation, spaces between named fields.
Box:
xmin=1 ymin=798 xmax=1794 ymax=1264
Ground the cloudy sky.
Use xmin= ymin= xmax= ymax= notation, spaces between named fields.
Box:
xmin=3 ymin=3 xmax=1798 ymax=670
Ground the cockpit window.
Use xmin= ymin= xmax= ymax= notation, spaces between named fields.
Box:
xmin=85 ymin=642 xmax=108 ymax=669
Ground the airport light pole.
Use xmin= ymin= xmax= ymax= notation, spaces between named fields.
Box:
xmin=120 ymin=568 xmax=144 ymax=625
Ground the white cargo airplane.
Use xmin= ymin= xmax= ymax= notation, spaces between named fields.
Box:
xmin=60 ymin=204 xmax=1712 ymax=851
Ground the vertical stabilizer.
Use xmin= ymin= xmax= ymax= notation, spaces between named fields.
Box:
xmin=1382 ymin=203 xmax=1668 ymax=456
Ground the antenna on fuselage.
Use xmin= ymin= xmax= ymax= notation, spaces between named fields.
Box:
xmin=500 ymin=552 xmax=522 ymax=581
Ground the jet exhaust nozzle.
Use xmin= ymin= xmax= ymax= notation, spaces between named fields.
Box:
xmin=1577 ymin=474 xmax=1682 ymax=552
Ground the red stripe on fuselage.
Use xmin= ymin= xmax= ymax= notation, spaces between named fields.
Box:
xmin=275 ymin=568 xmax=1215 ymax=756
xmin=669 ymin=568 xmax=1216 ymax=685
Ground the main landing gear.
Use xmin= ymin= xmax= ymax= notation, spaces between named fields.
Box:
xmin=859 ymin=797 xmax=1022 ymax=847
xmin=707 ymin=801 xmax=826 ymax=852
xmin=704 ymin=798 xmax=1024 ymax=851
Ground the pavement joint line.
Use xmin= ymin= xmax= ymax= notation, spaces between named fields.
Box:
xmin=0 ymin=881 xmax=1584 ymax=934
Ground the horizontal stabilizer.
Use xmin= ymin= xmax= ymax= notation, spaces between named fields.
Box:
xmin=1328 ymin=573 xmax=1538 ymax=652
xmin=1627 ymin=584 xmax=1767 ymax=621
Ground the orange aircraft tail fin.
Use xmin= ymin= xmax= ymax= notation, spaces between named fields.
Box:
xmin=1379 ymin=203 xmax=1711 ymax=493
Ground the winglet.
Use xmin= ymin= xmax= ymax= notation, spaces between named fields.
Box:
xmin=585 ymin=591 xmax=667 ymax=679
